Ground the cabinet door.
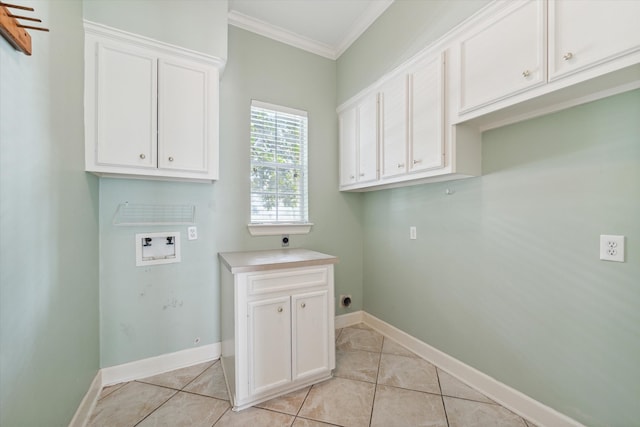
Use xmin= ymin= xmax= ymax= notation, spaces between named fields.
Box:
xmin=248 ymin=296 xmax=291 ymax=395
xmin=549 ymin=0 xmax=640 ymax=80
xmin=338 ymin=107 xmax=357 ymax=186
xmin=408 ymin=54 xmax=444 ymax=173
xmin=357 ymin=93 xmax=379 ymax=183
xmin=96 ymin=42 xmax=157 ymax=168
xmin=292 ymin=291 xmax=329 ymax=381
xmin=380 ymin=75 xmax=408 ymax=179
xmin=458 ymin=0 xmax=545 ymax=113
xmin=158 ymin=58 xmax=210 ymax=172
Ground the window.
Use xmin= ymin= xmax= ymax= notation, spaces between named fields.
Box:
xmin=250 ymin=100 xmax=309 ymax=225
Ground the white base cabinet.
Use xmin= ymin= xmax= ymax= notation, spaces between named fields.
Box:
xmin=219 ymin=249 xmax=337 ymax=411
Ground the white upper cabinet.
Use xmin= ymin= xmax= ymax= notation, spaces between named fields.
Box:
xmin=357 ymin=95 xmax=378 ymax=183
xmin=380 ymin=75 xmax=408 ymax=179
xmin=548 ymin=0 xmax=640 ymax=81
xmin=458 ymin=0 xmax=546 ymax=113
xmin=338 ymin=93 xmax=378 ymax=189
xmin=338 ymin=107 xmax=357 ymax=187
xmin=95 ymin=42 xmax=158 ymax=169
xmin=84 ymin=21 xmax=223 ymax=183
xmin=408 ymin=53 xmax=445 ymax=173
xmin=158 ymin=58 xmax=211 ymax=173
xmin=338 ymin=48 xmax=480 ymax=192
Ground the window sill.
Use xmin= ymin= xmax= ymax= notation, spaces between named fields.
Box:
xmin=247 ymin=223 xmax=314 ymax=236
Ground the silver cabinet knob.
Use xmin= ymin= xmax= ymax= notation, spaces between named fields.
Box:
xmin=168 ymin=157 xmax=174 ymax=162
xmin=563 ymin=52 xmax=573 ymax=61
xmin=397 ymin=163 xmax=405 ymax=168
xmin=522 ymin=70 xmax=530 ymax=78
xmin=350 ymin=175 xmax=355 ymax=179
xmin=413 ymin=159 xmax=422 ymax=165
xmin=359 ymin=173 xmax=365 ymax=177
xmin=301 ymin=303 xmax=306 ymax=308
xmin=139 ymin=154 xmax=146 ymax=159
xmin=277 ymin=307 xmax=283 ymax=313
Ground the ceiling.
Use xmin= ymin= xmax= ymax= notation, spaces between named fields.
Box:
xmin=228 ymin=0 xmax=394 ymax=60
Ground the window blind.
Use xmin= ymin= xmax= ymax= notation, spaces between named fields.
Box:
xmin=250 ymin=101 xmax=308 ymax=224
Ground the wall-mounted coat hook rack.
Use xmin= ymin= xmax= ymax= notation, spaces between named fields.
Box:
xmin=0 ymin=1 xmax=49 ymax=56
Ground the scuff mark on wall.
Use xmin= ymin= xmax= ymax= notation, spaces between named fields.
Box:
xmin=162 ymin=298 xmax=183 ymax=310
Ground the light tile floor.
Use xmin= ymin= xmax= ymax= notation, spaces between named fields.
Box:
xmin=88 ymin=324 xmax=539 ymax=427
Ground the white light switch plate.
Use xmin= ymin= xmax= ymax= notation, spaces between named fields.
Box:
xmin=600 ymin=235 xmax=624 ymax=262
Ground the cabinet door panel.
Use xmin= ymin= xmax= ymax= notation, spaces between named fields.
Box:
xmin=292 ymin=291 xmax=329 ymax=380
xmin=459 ymin=0 xmax=545 ymax=113
xmin=380 ymin=76 xmax=408 ymax=179
xmin=339 ymin=107 xmax=357 ymax=186
xmin=158 ymin=59 xmax=209 ymax=172
xmin=248 ymin=296 xmax=291 ymax=395
xmin=409 ymin=54 xmax=444 ymax=173
xmin=549 ymin=0 xmax=640 ymax=80
xmin=357 ymin=94 xmax=378 ymax=183
xmin=96 ymin=43 xmax=157 ymax=168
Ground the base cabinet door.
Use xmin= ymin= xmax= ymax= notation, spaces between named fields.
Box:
xmin=248 ymin=296 xmax=292 ymax=395
xmin=292 ymin=291 xmax=330 ymax=381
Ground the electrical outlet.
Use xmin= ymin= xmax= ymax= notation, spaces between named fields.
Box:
xmin=410 ymin=226 xmax=417 ymax=240
xmin=600 ymin=235 xmax=625 ymax=262
xmin=187 ymin=226 xmax=197 ymax=240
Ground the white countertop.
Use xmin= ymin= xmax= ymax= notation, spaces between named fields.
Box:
xmin=218 ymin=248 xmax=338 ymax=273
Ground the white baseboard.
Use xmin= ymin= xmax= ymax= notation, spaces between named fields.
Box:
xmin=362 ymin=312 xmax=584 ymax=427
xmin=68 ymin=370 xmax=102 ymax=427
xmin=334 ymin=310 xmax=364 ymax=329
xmin=101 ymin=343 xmax=221 ymax=386
xmin=71 ymin=343 xmax=222 ymax=426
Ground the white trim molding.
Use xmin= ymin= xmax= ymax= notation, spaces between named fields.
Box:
xmin=70 ymin=343 xmax=221 ymax=426
xmin=101 ymin=343 xmax=221 ymax=386
xmin=361 ymin=312 xmax=585 ymax=427
xmin=247 ymin=223 xmax=313 ymax=236
xmin=334 ymin=310 xmax=365 ymax=329
xmin=228 ymin=0 xmax=393 ymax=60
xmin=83 ymin=20 xmax=226 ymax=72
xmin=68 ymin=370 xmax=102 ymax=427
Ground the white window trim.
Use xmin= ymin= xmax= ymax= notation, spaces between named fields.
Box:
xmin=249 ymin=100 xmax=310 ymax=229
xmin=247 ymin=223 xmax=314 ymax=236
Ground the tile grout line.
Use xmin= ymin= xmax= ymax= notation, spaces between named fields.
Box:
xmin=132 ymin=387 xmax=179 ymax=427
xmin=435 ymin=368 xmax=450 ymax=427
xmin=368 ymin=338 xmax=384 ymax=426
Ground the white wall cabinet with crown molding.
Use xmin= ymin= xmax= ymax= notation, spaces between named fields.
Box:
xmin=453 ymin=0 xmax=640 ymax=127
xmin=84 ymin=21 xmax=224 ymax=183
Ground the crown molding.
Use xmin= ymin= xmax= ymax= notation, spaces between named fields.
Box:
xmin=335 ymin=0 xmax=393 ymax=58
xmin=228 ymin=10 xmax=337 ymax=59
xmin=228 ymin=0 xmax=394 ymax=60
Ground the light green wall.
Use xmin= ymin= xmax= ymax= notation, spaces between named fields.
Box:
xmin=83 ymin=0 xmax=228 ymax=60
xmin=336 ymin=0 xmax=489 ymax=104
xmin=98 ymin=26 xmax=363 ymax=367
xmin=338 ymin=3 xmax=640 ymax=425
xmin=362 ymin=90 xmax=640 ymax=427
xmin=0 ymin=1 xmax=100 ymax=426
